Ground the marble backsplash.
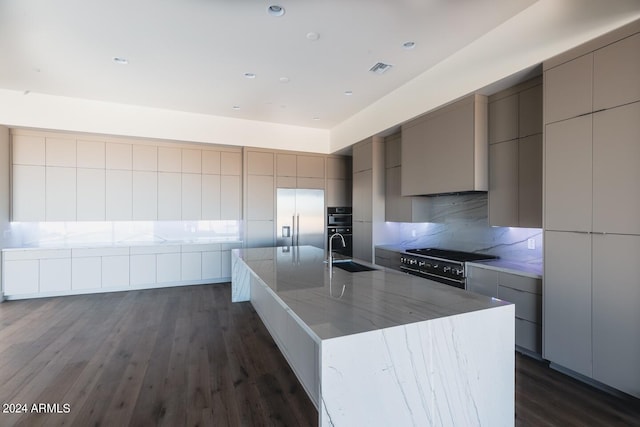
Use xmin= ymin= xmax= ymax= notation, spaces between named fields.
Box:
xmin=382 ymin=193 xmax=543 ymax=266
xmin=6 ymin=220 xmax=241 ymax=247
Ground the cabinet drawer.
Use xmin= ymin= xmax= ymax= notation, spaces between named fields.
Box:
xmin=498 ymin=285 xmax=541 ymax=323
xmin=515 ymin=318 xmax=542 ymax=354
xmin=498 ymin=272 xmax=541 ymax=294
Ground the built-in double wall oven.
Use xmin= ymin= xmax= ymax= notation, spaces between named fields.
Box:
xmin=327 ymin=207 xmax=352 ymax=257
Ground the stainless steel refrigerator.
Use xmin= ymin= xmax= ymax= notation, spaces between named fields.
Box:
xmin=276 ymin=188 xmax=325 ymax=249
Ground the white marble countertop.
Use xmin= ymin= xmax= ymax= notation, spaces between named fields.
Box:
xmin=234 ymin=246 xmax=510 ymax=340
xmin=467 ymin=259 xmax=542 ymax=279
xmin=2 ymin=239 xmax=243 ymax=251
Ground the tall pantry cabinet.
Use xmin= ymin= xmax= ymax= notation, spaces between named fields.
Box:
xmin=543 ymin=22 xmax=640 ymax=398
xmin=352 ymin=137 xmax=385 ymax=262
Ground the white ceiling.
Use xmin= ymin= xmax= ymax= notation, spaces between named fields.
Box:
xmin=0 ymin=0 xmax=539 ymax=130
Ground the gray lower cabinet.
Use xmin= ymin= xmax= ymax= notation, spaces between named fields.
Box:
xmin=592 ymin=234 xmax=640 ymax=398
xmin=373 ymin=248 xmax=401 ymax=270
xmin=467 ymin=264 xmax=542 ymax=355
xmin=543 ymin=231 xmax=592 ymax=377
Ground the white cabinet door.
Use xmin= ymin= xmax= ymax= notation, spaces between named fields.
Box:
xmin=72 ymin=257 xmax=101 ymax=290
xmin=202 ymin=251 xmax=222 ymax=280
xmin=132 ymin=171 xmax=158 ymax=220
xmin=202 ymin=151 xmax=221 ymax=174
xmin=40 ymin=258 xmax=72 ymax=293
xmin=592 ymin=234 xmax=640 ymax=398
xmin=158 ymin=147 xmax=181 ymax=172
xmin=46 ymin=167 xmax=76 ymax=221
xmin=106 ymin=170 xmax=132 ymax=220
xmin=77 ymin=140 xmax=105 ymax=168
xmin=181 ymin=252 xmax=202 ymax=281
xmin=106 ymin=143 xmax=132 ymax=170
xmin=132 ymin=145 xmax=157 ymax=171
xmin=102 ymin=255 xmax=129 ymax=288
xmin=12 ymin=165 xmax=45 ymax=221
xmin=247 ymin=175 xmax=274 ymax=220
xmin=77 ymin=168 xmax=106 ymax=221
xmin=157 ymin=253 xmax=181 ymax=283
xmin=158 ymin=172 xmax=181 ymax=220
xmin=4 ymin=260 xmax=39 ymax=295
xmin=182 ymin=149 xmax=201 ymax=173
xmin=220 ymin=175 xmax=241 ymax=220
xmin=130 ymin=254 xmax=156 ymax=286
xmin=46 ymin=138 xmax=76 ymax=167
xmin=544 ymin=231 xmax=592 ymax=377
xmin=220 ymin=152 xmax=242 ymax=176
xmin=181 ymin=173 xmax=201 ymax=220
xmin=12 ymin=135 xmax=45 ymax=165
xmin=202 ymin=174 xmax=221 ymax=220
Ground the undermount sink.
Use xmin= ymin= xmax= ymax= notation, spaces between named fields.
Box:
xmin=332 ymin=260 xmax=377 ymax=273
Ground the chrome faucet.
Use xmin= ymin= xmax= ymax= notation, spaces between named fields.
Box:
xmin=328 ymin=232 xmax=346 ymax=278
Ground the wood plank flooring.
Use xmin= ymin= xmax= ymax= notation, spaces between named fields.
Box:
xmin=0 ymin=284 xmax=638 ymax=426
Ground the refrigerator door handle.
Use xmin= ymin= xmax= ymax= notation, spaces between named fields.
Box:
xmin=292 ymin=215 xmax=296 ymax=245
xmin=296 ymin=214 xmax=300 ymax=246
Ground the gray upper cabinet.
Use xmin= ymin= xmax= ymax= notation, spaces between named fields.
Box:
xmin=352 ymin=137 xmax=385 ymax=262
xmin=544 ymin=54 xmax=593 ymax=124
xmin=247 ymin=151 xmax=274 ymax=176
xmin=326 ymin=156 xmax=351 ymax=207
xmin=519 ymin=84 xmax=543 ymax=137
xmin=488 ymin=140 xmax=518 ymax=227
xmin=297 ymin=155 xmax=324 ymax=178
xmin=592 ymin=102 xmax=640 ymax=234
xmin=384 ymin=133 xmax=429 ymax=223
xmin=544 ymin=115 xmax=593 ymax=232
xmin=276 ymin=153 xmax=297 ymax=177
xmin=518 ymin=134 xmax=542 ymax=228
xmin=489 ymin=93 xmax=518 ymax=144
xmin=593 ymin=32 xmax=640 ymax=111
xmin=401 ymin=94 xmax=488 ymax=196
xmin=487 ymin=79 xmax=542 ymax=228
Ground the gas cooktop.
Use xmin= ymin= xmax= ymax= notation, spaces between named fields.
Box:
xmin=405 ymin=248 xmax=498 ymax=263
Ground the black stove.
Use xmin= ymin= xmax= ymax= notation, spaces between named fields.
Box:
xmin=399 ymin=248 xmax=497 ymax=289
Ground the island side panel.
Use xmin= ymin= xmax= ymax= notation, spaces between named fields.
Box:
xmin=319 ymin=304 xmax=515 ymax=427
xmin=231 ymin=249 xmax=250 ymax=302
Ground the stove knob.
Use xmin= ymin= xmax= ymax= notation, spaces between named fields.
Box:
xmin=418 ymin=261 xmax=425 ymax=267
xmin=443 ymin=266 xmax=451 ymax=273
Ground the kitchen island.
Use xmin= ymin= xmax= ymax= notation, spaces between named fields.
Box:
xmin=232 ymin=246 xmax=514 ymax=426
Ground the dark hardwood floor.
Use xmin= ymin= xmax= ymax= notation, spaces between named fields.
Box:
xmin=0 ymin=284 xmax=638 ymax=426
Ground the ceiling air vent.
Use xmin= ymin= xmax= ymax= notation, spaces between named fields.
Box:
xmin=369 ymin=62 xmax=393 ymax=74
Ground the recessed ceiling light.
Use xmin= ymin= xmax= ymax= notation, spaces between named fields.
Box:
xmin=232 ymin=105 xmax=240 ymax=110
xmin=243 ymin=72 xmax=256 ymax=79
xmin=344 ymin=90 xmax=353 ymax=96
xmin=113 ymin=57 xmax=129 ymax=65
xmin=267 ymin=5 xmax=285 ymax=17
xmin=279 ymin=77 xmax=290 ymax=83
xmin=312 ymin=117 xmax=320 ymax=121
xmin=402 ymin=41 xmax=416 ymax=50
xmin=306 ymin=32 xmax=320 ymax=41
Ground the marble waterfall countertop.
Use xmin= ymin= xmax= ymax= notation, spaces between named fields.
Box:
xmin=233 ymin=245 xmax=515 ymax=426
xmin=232 ymin=245 xmax=510 ymax=340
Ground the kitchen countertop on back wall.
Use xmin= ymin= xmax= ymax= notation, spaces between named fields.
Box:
xmin=375 ymin=244 xmax=542 ymax=278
